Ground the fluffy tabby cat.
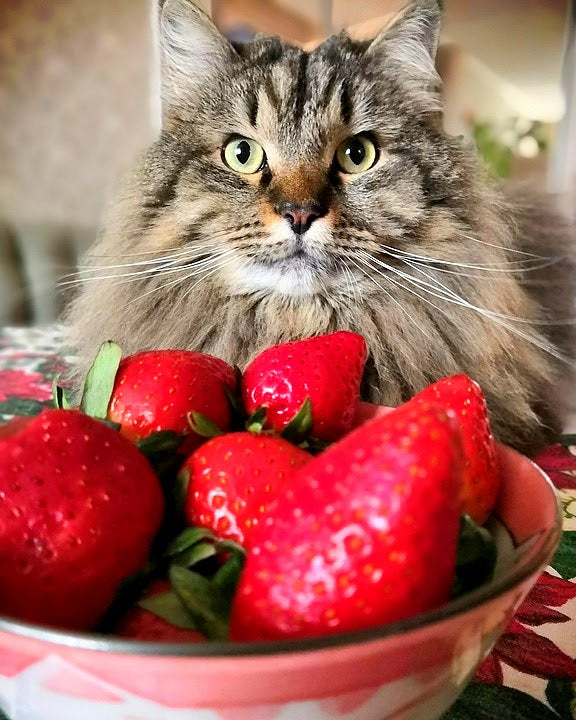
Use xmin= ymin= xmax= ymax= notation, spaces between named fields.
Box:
xmin=65 ymin=0 xmax=575 ymax=454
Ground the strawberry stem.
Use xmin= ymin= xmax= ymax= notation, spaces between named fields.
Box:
xmin=245 ymin=406 xmax=267 ymax=434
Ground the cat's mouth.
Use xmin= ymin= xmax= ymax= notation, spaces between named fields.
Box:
xmin=228 ymin=224 xmax=337 ymax=297
xmin=260 ymin=249 xmax=326 ymax=273
xmin=259 ymin=232 xmax=329 ymax=270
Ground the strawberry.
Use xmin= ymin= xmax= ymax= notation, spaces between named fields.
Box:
xmin=183 ymin=432 xmax=311 ymax=546
xmin=0 ymin=409 xmax=164 ymax=630
xmin=116 ymin=580 xmax=205 ymax=642
xmin=107 ymin=349 xmax=237 ymax=453
xmin=229 ymin=402 xmax=462 ymax=642
xmin=405 ymin=374 xmax=499 ymax=524
xmin=241 ymin=331 xmax=367 ymax=442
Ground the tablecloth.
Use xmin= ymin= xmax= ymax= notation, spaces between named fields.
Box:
xmin=0 ymin=325 xmax=574 ymax=720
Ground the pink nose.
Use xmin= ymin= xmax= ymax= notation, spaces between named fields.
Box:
xmin=278 ymin=203 xmax=320 ymax=235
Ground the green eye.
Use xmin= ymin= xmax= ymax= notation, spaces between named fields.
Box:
xmin=222 ymin=137 xmax=266 ymax=174
xmin=336 ymin=135 xmax=378 ymax=174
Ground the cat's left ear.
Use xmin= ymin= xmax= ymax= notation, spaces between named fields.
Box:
xmin=367 ymin=0 xmax=442 ymax=111
xmin=158 ymin=0 xmax=238 ymax=122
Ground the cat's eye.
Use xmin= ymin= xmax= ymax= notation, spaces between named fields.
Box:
xmin=335 ymin=135 xmax=379 ymax=174
xmin=222 ymin=137 xmax=266 ymax=174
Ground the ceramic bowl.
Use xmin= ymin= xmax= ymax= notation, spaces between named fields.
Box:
xmin=0 ymin=442 xmax=562 ymax=720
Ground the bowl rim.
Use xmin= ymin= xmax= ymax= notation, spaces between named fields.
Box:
xmin=0 ymin=445 xmax=562 ymax=658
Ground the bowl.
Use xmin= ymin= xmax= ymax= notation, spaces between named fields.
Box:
xmin=0 ymin=442 xmax=561 ymax=720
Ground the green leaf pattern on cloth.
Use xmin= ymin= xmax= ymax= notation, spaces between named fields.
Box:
xmin=552 ymin=532 xmax=576 ymax=581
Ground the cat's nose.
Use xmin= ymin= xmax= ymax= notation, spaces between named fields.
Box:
xmin=277 ymin=202 xmax=323 ymax=235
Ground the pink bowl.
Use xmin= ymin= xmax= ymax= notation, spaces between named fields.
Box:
xmin=0 ymin=443 xmax=562 ymax=720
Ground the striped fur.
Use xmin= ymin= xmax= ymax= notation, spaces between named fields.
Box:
xmin=65 ymin=0 xmax=575 ymax=453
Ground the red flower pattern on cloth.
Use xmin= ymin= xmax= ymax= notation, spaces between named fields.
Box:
xmin=473 ymin=443 xmax=576 ymax=690
xmin=475 ymin=572 xmax=576 ymax=684
xmin=533 ymin=444 xmax=576 ymax=491
xmin=0 ymin=369 xmax=52 ymax=402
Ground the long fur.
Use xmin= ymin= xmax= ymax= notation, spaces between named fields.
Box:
xmin=64 ymin=0 xmax=575 ymax=455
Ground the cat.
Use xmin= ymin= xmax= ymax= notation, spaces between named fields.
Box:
xmin=64 ymin=0 xmax=575 ymax=455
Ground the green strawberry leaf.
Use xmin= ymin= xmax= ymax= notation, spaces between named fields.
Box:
xmin=246 ymin=406 xmax=267 ymax=434
xmin=281 ymin=397 xmax=313 ymax=443
xmin=52 ymin=376 xmax=72 ymax=410
xmin=139 ymin=589 xmax=198 ymax=631
xmin=212 ymin=546 xmax=245 ymax=607
xmin=452 ymin=514 xmax=497 ymax=597
xmin=188 ymin=411 xmax=224 ymax=438
xmin=80 ymin=341 xmax=123 ymax=418
xmin=172 ymin=542 xmax=218 ymax=569
xmin=137 ymin=430 xmax=185 ymax=457
xmin=215 ymin=538 xmax=245 ymax=556
xmin=559 ymin=434 xmax=576 ymax=447
xmin=172 ymin=466 xmax=191 ymax=516
xmin=169 ymin=565 xmax=230 ymax=640
xmin=165 ymin=527 xmax=216 ymax=557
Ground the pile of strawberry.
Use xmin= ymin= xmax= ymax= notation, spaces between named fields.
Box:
xmin=0 ymin=331 xmax=500 ymax=642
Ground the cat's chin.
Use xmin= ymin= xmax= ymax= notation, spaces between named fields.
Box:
xmin=225 ymin=257 xmax=329 ymax=299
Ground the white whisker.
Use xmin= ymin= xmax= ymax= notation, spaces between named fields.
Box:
xmin=457 ymin=232 xmax=546 ymax=258
xmin=347 ymin=254 xmax=436 ymax=344
xmin=378 ymin=242 xmax=554 ymax=272
xmin=126 ymin=253 xmax=237 ymax=308
xmin=344 ymin=228 xmax=551 ymax=270
xmin=180 ymin=256 xmax=239 ymax=301
xmin=402 ymin=255 xmax=563 ymax=280
xmin=59 ymin=246 xmax=236 ymax=288
xmin=106 ymin=249 xmax=238 ymax=289
xmin=74 ymin=249 xmax=200 ymax=273
xmin=396 ymin=254 xmax=576 ymax=328
xmin=356 ymin=250 xmax=574 ymax=364
xmin=339 ymin=260 xmax=362 ymax=303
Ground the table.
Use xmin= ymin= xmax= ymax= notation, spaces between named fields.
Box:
xmin=0 ymin=325 xmax=574 ymax=720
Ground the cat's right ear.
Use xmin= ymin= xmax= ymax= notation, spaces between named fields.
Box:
xmin=157 ymin=0 xmax=237 ymax=122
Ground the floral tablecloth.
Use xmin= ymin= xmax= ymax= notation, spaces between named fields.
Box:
xmin=0 ymin=325 xmax=575 ymax=720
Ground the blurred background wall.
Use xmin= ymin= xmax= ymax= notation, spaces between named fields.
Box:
xmin=0 ymin=0 xmax=574 ymax=325
xmin=0 ymin=0 xmax=157 ymax=324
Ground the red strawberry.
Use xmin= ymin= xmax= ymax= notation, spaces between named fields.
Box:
xmin=183 ymin=432 xmax=311 ymax=546
xmin=229 ymin=402 xmax=462 ymax=642
xmin=405 ymin=374 xmax=499 ymax=524
xmin=0 ymin=409 xmax=164 ymax=630
xmin=241 ymin=331 xmax=367 ymax=442
xmin=116 ymin=580 xmax=205 ymax=642
xmin=108 ymin=349 xmax=237 ymax=453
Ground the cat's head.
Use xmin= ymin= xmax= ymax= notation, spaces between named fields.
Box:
xmin=147 ymin=0 xmax=476 ymax=299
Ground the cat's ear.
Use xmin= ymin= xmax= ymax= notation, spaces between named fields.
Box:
xmin=367 ymin=0 xmax=442 ymax=111
xmin=158 ymin=0 xmax=237 ymax=120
